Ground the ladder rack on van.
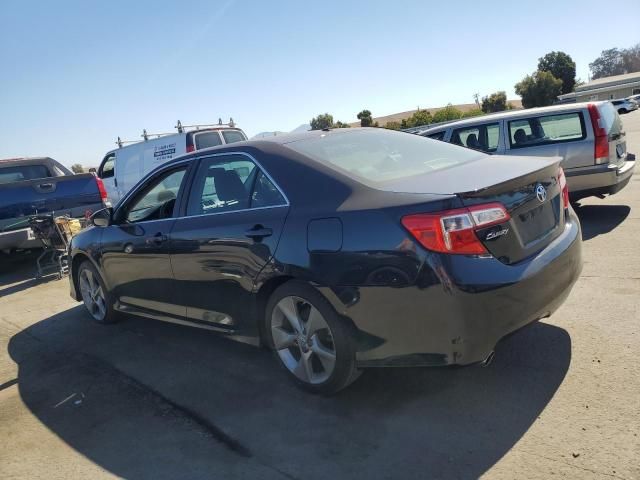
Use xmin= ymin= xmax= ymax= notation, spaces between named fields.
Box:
xmin=116 ymin=118 xmax=237 ymax=147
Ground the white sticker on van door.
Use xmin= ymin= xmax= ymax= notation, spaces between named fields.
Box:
xmin=154 ymin=142 xmax=176 ymax=161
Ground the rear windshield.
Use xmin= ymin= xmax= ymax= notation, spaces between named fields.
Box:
xmin=598 ymin=102 xmax=623 ymax=136
xmin=0 ymin=164 xmax=51 ymax=184
xmin=285 ymin=129 xmax=481 ymax=184
xmin=221 ymin=130 xmax=246 ymax=144
xmin=195 ymin=132 xmax=223 ymax=149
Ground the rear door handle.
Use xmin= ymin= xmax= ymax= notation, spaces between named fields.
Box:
xmin=245 ymin=226 xmax=272 ymax=239
xmin=146 ymin=233 xmax=168 ymax=245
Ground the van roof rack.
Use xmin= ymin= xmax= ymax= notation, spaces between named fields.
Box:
xmin=175 ymin=118 xmax=236 ymax=132
xmin=116 ymin=118 xmax=237 ymax=147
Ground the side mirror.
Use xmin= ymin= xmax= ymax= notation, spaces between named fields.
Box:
xmin=91 ymin=207 xmax=113 ymax=227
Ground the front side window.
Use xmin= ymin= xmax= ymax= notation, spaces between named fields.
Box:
xmin=124 ymin=168 xmax=186 ymax=223
xmin=195 ymin=131 xmax=223 ymax=149
xmin=451 ymin=123 xmax=500 ymax=153
xmin=508 ymin=112 xmax=585 ymax=149
xmin=221 ymin=130 xmax=247 ymax=144
xmin=100 ymin=154 xmax=115 ymax=179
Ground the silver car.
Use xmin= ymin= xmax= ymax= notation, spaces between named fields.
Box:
xmin=612 ymin=98 xmax=638 ymax=114
xmin=418 ymin=102 xmax=635 ymax=201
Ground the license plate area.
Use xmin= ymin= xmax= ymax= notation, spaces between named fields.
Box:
xmin=517 ymin=198 xmax=559 ymax=246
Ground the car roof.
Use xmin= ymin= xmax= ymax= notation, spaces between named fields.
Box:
xmin=419 ymin=101 xmax=608 ymax=132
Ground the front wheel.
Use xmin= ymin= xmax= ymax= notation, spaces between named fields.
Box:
xmin=77 ymin=260 xmax=119 ymax=324
xmin=266 ymin=281 xmax=361 ymax=394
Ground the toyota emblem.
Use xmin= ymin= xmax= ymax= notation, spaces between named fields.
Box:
xmin=535 ymin=184 xmax=547 ymax=203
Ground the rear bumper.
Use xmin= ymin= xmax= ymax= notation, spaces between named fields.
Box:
xmin=326 ymin=211 xmax=582 ymax=367
xmin=0 ymin=228 xmax=42 ymax=251
xmin=566 ymin=159 xmax=635 ymax=199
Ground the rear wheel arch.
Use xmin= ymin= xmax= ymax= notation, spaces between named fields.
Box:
xmin=255 ymin=275 xmax=294 ymax=345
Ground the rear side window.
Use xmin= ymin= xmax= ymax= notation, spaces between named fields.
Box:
xmin=221 ymin=130 xmax=246 ymax=144
xmin=424 ymin=131 xmax=445 ymax=141
xmin=0 ymin=164 xmax=51 ymax=184
xmin=195 ymin=132 xmax=223 ymax=149
xmin=186 ymin=155 xmax=286 ymax=215
xmin=187 ymin=156 xmax=256 ymax=215
xmin=99 ymin=154 xmax=115 ymax=179
xmin=508 ymin=112 xmax=585 ymax=149
xmin=451 ymin=123 xmax=500 ymax=153
xmin=597 ymin=102 xmax=622 ymax=137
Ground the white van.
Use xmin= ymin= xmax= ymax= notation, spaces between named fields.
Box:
xmin=97 ymin=120 xmax=247 ymax=204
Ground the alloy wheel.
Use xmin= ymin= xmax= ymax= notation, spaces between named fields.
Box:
xmin=79 ymin=268 xmax=107 ymax=321
xmin=271 ymin=296 xmax=337 ymax=385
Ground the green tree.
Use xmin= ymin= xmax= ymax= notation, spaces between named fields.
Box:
xmin=432 ymin=104 xmax=462 ymax=123
xmin=514 ymin=71 xmax=563 ymax=108
xmin=621 ymin=43 xmax=640 ymax=74
xmin=589 ymin=48 xmax=624 ymax=79
xmin=357 ymin=109 xmax=373 ymax=127
xmin=70 ymin=164 xmax=84 ymax=173
xmin=310 ymin=113 xmax=334 ymax=130
xmin=402 ymin=109 xmax=433 ymax=128
xmin=538 ymin=51 xmax=576 ymax=94
xmin=481 ymin=91 xmax=508 ymax=113
xmin=384 ymin=121 xmax=402 ymax=130
xmin=333 ymin=121 xmax=351 ymax=128
xmin=462 ymin=108 xmax=484 ymax=118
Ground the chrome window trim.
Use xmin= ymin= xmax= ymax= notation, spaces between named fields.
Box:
xmin=116 ymin=151 xmax=289 ymax=225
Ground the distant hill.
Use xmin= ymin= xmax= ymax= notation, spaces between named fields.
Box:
xmin=348 ymin=101 xmax=523 ymax=127
xmin=252 ymin=131 xmax=287 ymax=139
xmin=290 ymin=124 xmax=311 ymax=133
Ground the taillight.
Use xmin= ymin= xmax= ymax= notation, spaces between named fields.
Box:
xmin=588 ymin=103 xmax=609 ymax=164
xmin=401 ymin=203 xmax=510 ymax=255
xmin=558 ymin=167 xmax=570 ymax=209
xmin=186 ymin=144 xmax=195 ymax=153
xmin=95 ymin=177 xmax=108 ymax=204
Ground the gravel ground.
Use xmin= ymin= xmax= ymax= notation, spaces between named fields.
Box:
xmin=1 ymin=110 xmax=639 ymax=479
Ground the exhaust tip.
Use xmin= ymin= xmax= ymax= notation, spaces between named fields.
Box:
xmin=481 ymin=351 xmax=495 ymax=367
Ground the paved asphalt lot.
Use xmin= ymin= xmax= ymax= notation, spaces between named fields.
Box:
xmin=1 ymin=111 xmax=639 ymax=480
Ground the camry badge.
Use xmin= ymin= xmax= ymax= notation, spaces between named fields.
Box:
xmin=535 ymin=184 xmax=547 ymax=203
xmin=486 ymin=228 xmax=509 ymax=241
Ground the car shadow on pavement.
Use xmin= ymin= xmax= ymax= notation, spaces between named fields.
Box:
xmin=0 ymin=252 xmax=62 ymax=297
xmin=574 ymin=204 xmax=630 ymax=241
xmin=7 ymin=308 xmax=571 ymax=479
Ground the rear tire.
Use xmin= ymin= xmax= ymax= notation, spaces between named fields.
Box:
xmin=265 ymin=281 xmax=361 ymax=394
xmin=77 ymin=260 xmax=119 ymax=324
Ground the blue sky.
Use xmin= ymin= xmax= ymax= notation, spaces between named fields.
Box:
xmin=0 ymin=0 xmax=637 ymax=167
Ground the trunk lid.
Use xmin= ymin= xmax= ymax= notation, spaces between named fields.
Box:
xmin=385 ymin=155 xmax=565 ymax=264
xmin=596 ymin=102 xmax=627 ymax=168
xmin=456 ymin=157 xmax=564 ymax=264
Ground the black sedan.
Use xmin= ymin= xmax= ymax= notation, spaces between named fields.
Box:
xmin=69 ymin=128 xmax=582 ymax=394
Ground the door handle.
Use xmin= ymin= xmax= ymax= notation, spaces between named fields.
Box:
xmin=244 ymin=225 xmax=272 ymax=239
xmin=146 ymin=232 xmax=168 ymax=245
xmin=39 ymin=183 xmax=54 ymax=189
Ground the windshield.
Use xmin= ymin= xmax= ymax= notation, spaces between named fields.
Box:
xmin=284 ymin=128 xmax=481 ymax=185
xmin=0 ymin=164 xmax=51 ymax=184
